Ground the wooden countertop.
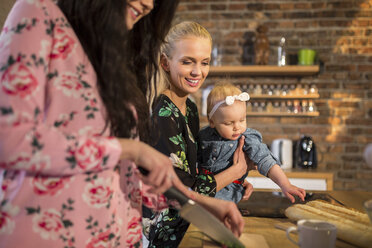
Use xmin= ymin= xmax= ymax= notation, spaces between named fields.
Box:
xmin=179 ymin=191 xmax=372 ymax=248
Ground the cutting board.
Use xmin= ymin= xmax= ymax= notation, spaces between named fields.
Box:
xmin=203 ymin=233 xmax=269 ymax=248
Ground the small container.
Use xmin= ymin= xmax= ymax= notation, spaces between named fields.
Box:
xmin=308 ymin=100 xmax=316 ymax=112
xmin=278 ymin=37 xmax=286 ymax=66
xmin=254 ymin=84 xmax=262 ymax=95
xmin=246 ymin=102 xmax=252 ymax=112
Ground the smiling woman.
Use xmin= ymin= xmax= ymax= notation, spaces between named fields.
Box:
xmin=143 ymin=21 xmax=248 ymax=248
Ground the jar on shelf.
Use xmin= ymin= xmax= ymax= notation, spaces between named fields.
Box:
xmin=262 ymin=84 xmax=268 ymax=95
xmin=301 ymin=100 xmax=308 ymax=112
xmin=273 ymin=101 xmax=280 ymax=112
xmin=310 ymin=84 xmax=318 ymax=95
xmin=308 ymin=100 xmax=316 ymax=112
xmin=247 ymin=102 xmax=252 ymax=112
xmin=280 ymin=101 xmax=287 ymax=112
xmin=286 ymin=100 xmax=293 ymax=113
xmin=303 ymin=84 xmax=309 ymax=95
xmin=268 ymin=84 xmax=275 ymax=96
xmin=248 ymin=84 xmax=255 ymax=94
xmin=293 ymin=100 xmax=301 ymax=113
xmin=254 ymin=84 xmax=262 ymax=95
xmin=289 ymin=84 xmax=296 ymax=95
xmin=274 ymin=85 xmax=281 ymax=96
xmin=266 ymin=101 xmax=273 ymax=113
xmin=258 ymin=101 xmax=266 ymax=112
xmin=282 ymin=84 xmax=289 ymax=96
xmin=252 ymin=102 xmax=259 ymax=112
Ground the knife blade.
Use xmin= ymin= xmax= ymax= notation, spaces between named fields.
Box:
xmin=164 ymin=187 xmax=245 ymax=248
xmin=138 ymin=167 xmax=244 ymax=247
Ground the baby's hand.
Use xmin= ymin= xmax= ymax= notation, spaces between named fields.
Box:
xmin=282 ymin=184 xmax=306 ymax=203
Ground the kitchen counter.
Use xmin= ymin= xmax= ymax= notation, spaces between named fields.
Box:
xmin=179 ymin=191 xmax=372 ymax=248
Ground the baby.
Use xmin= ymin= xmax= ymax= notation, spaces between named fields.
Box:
xmin=198 ymin=82 xmax=306 ymax=203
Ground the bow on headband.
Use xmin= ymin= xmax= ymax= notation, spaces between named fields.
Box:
xmin=208 ymin=92 xmax=250 ymax=118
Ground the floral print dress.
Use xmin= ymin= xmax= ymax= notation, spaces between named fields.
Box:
xmin=143 ymin=95 xmax=217 ymax=247
xmin=0 ymin=0 xmax=167 ymax=247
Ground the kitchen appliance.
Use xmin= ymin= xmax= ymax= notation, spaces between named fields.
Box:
xmin=271 ymin=138 xmax=293 ymax=169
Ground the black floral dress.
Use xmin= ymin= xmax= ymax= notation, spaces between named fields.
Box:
xmin=143 ymin=94 xmax=217 ymax=247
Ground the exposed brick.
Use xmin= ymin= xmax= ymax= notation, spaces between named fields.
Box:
xmin=211 ymin=4 xmax=227 ymax=11
xmin=176 ymin=0 xmax=372 ymax=192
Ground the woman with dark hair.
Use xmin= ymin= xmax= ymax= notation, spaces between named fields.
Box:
xmin=0 ymin=0 xmax=244 ymax=247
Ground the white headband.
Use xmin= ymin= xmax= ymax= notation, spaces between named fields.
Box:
xmin=208 ymin=92 xmax=250 ymax=119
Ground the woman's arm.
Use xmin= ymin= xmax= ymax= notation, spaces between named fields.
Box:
xmin=0 ymin=1 xmax=121 ymax=176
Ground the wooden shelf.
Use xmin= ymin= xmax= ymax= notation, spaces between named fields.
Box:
xmin=209 ymin=65 xmax=319 ymax=76
xmin=250 ymin=93 xmax=319 ymax=99
xmin=246 ymin=112 xmax=319 ymax=117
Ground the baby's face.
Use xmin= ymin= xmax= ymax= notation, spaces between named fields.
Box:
xmin=210 ymin=101 xmax=247 ymax=140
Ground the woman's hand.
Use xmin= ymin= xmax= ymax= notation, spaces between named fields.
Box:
xmin=194 ymin=194 xmax=245 ymax=237
xmin=232 ymin=136 xmax=248 ymax=179
xmin=118 ymin=139 xmax=176 ymax=194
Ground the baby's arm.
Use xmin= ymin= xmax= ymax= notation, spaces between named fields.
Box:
xmin=267 ymin=164 xmax=306 ymax=203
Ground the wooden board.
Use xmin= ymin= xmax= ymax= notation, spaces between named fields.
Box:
xmin=203 ymin=233 xmax=269 ymax=248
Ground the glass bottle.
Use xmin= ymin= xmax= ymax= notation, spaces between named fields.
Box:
xmin=310 ymin=84 xmax=318 ymax=95
xmin=293 ymin=100 xmax=301 ymax=113
xmin=248 ymin=84 xmax=255 ymax=95
xmin=246 ymin=102 xmax=252 ymax=112
xmin=308 ymin=100 xmax=316 ymax=112
xmin=266 ymin=101 xmax=273 ymax=113
xmin=286 ymin=100 xmax=293 ymax=113
xmin=281 ymin=84 xmax=289 ymax=96
xmin=273 ymin=101 xmax=280 ymax=112
xmin=301 ymin=100 xmax=308 ymax=113
xmin=277 ymin=37 xmax=286 ymax=66
xmin=280 ymin=101 xmax=287 ymax=112
xmin=262 ymin=84 xmax=268 ymax=95
xmin=253 ymin=84 xmax=262 ymax=95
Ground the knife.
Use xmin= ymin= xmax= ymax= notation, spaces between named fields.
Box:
xmin=138 ymin=167 xmax=244 ymax=247
xmin=164 ymin=187 xmax=245 ymax=248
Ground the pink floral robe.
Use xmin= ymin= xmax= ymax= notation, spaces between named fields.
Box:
xmin=0 ymin=0 xmax=167 ymax=247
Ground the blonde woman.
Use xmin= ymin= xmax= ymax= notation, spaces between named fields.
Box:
xmin=143 ymin=22 xmax=251 ymax=247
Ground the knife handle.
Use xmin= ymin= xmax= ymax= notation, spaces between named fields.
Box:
xmin=164 ymin=187 xmax=189 ymax=206
xmin=138 ymin=167 xmax=189 ymax=206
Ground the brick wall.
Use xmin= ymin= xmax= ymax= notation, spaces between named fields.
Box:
xmin=175 ymin=0 xmax=372 ymax=191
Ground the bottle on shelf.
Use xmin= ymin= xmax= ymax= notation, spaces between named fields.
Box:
xmin=277 ymin=37 xmax=286 ymax=66
xmin=289 ymin=84 xmax=296 ymax=95
xmin=268 ymin=84 xmax=275 ymax=96
xmin=247 ymin=102 xmax=252 ymax=112
xmin=301 ymin=100 xmax=308 ymax=113
xmin=274 ymin=85 xmax=281 ymax=96
xmin=293 ymin=100 xmax=301 ymax=113
xmin=262 ymin=84 xmax=268 ymax=95
xmin=253 ymin=84 xmax=262 ymax=95
xmin=248 ymin=84 xmax=255 ymax=95
xmin=281 ymin=84 xmax=289 ymax=96
xmin=309 ymin=84 xmax=318 ymax=95
xmin=266 ymin=101 xmax=273 ymax=113
xmin=308 ymin=100 xmax=316 ymax=112
xmin=280 ymin=101 xmax=287 ymax=112
xmin=286 ymin=100 xmax=293 ymax=113
xmin=273 ymin=101 xmax=280 ymax=112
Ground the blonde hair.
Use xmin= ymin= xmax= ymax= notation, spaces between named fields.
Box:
xmin=157 ymin=21 xmax=213 ymax=95
xmin=207 ymin=82 xmax=242 ymax=118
